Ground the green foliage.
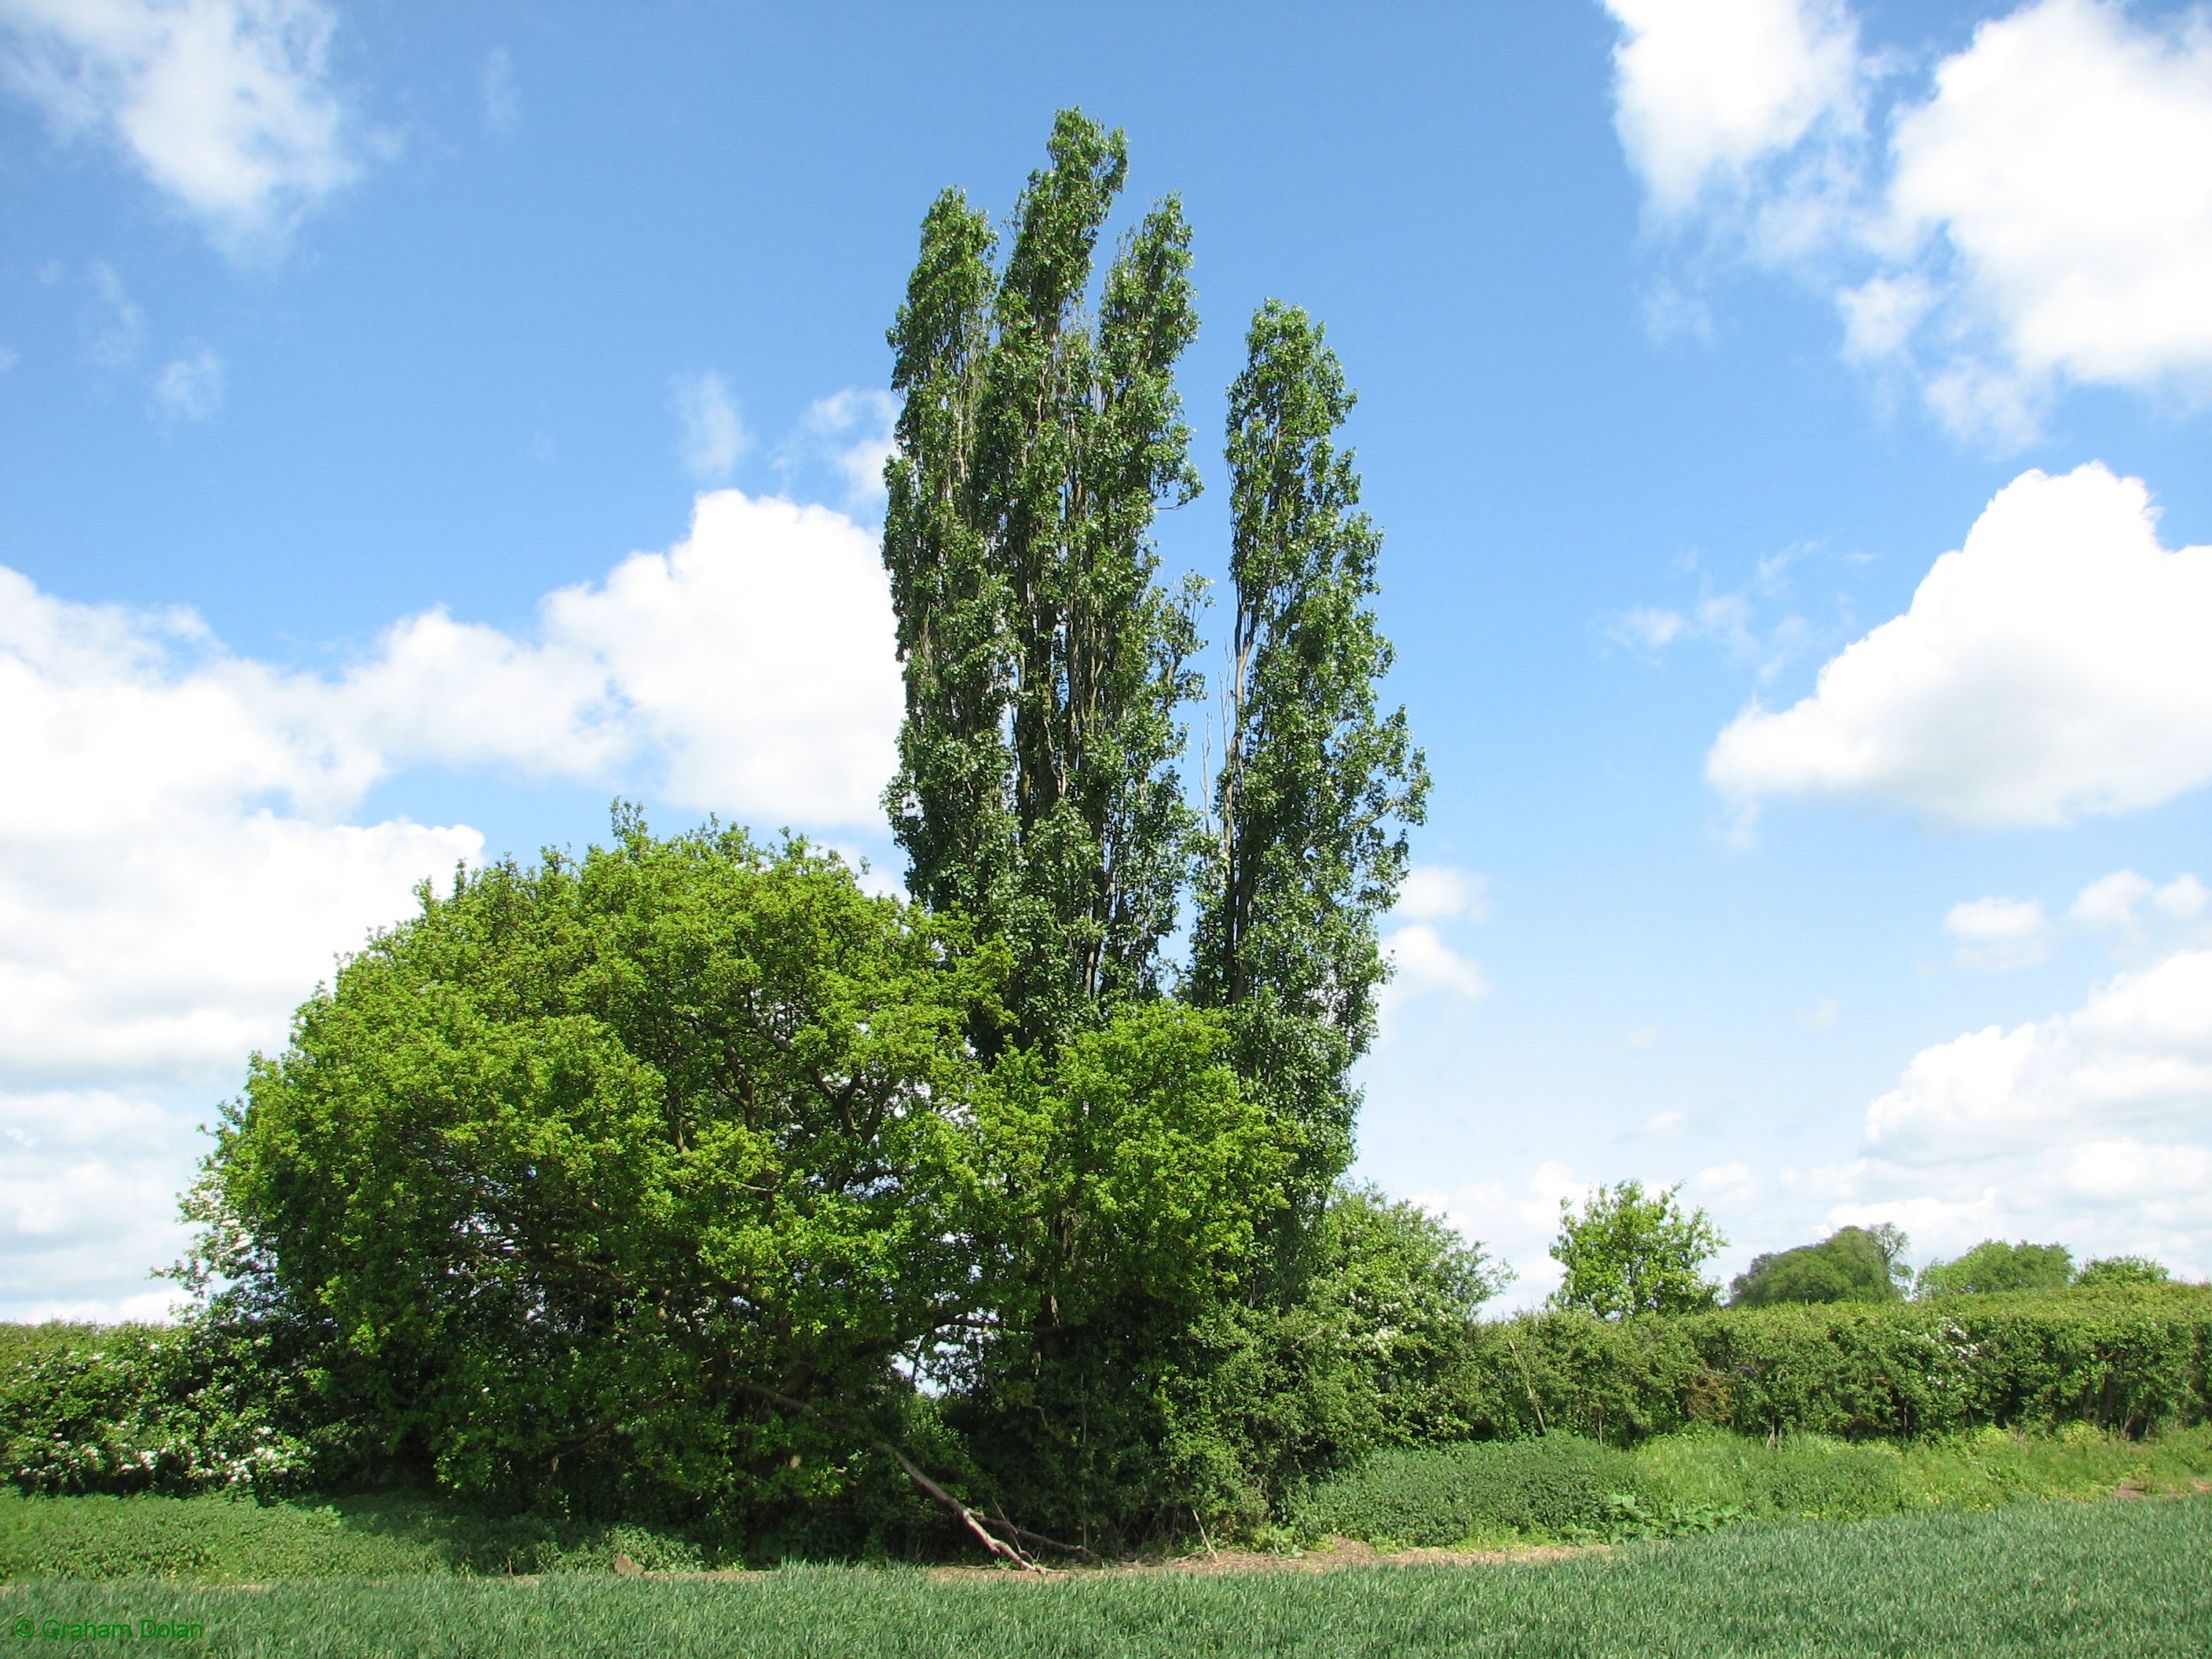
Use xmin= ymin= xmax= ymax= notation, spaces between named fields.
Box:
xmin=190 ymin=818 xmax=996 ymax=1537
xmin=1730 ymin=1225 xmax=1908 ymax=1309
xmin=875 ymin=112 xmax=1430 ymax=1545
xmin=1291 ymin=1436 xmax=1641 ymax=1545
xmin=16 ymin=1500 xmax=2208 ymax=1657
xmin=0 ymin=1489 xmax=739 ymax=1581
xmin=1192 ymin=301 xmax=1427 ymax=1203
xmin=1297 ymin=1422 xmax=2212 ymax=1551
xmin=2075 ymin=1254 xmax=2172 ymax=1288
xmin=1 ymin=1318 xmax=348 ymax=1499
xmin=1917 ymin=1239 xmax=2075 ymax=1298
xmin=881 ymin=108 xmax=1204 ymax=1057
xmin=1548 ymin=1181 xmax=1725 ymax=1319
xmin=943 ymin=1004 xmax=1296 ymax=1537
xmin=1453 ymin=1286 xmax=2212 ymax=1445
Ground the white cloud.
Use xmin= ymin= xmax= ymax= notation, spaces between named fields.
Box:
xmin=1606 ymin=606 xmax=1687 ymax=650
xmin=2071 ymin=868 xmax=2210 ymax=935
xmin=0 ymin=344 xmax=16 ymax=372
xmin=1881 ymin=0 xmax=2212 ymax=414
xmin=1606 ymin=0 xmax=2212 ymax=439
xmin=2071 ymin=869 xmax=2155 ymax=932
xmin=1381 ymin=922 xmax=1489 ymax=1007
xmin=673 ymin=370 xmax=746 ymax=482
xmin=778 ymin=389 xmax=899 ymax=515
xmin=1691 ymin=1160 xmax=1758 ymax=1208
xmin=1943 ymin=895 xmax=2048 ymax=972
xmin=84 ymin=260 xmax=144 ymax=371
xmin=479 ymin=45 xmax=517 ymax=136
xmin=1643 ymin=1109 xmax=1691 ymax=1139
xmin=1 ymin=0 xmax=371 ymax=257
xmin=1825 ymin=947 xmax=2212 ymax=1272
xmin=1708 ymin=464 xmax=2212 ymax=827
xmin=1804 ymin=996 xmax=1840 ymax=1028
xmin=0 ymin=486 xmax=901 ymax=1313
xmin=1626 ymin=1023 xmax=1663 ymax=1050
xmin=1395 ymin=863 xmax=1488 ymax=924
xmin=150 ymin=342 xmax=223 ymax=420
xmin=1605 ymin=0 xmax=1863 ymax=219
xmin=2155 ymin=873 xmax=2209 ymax=923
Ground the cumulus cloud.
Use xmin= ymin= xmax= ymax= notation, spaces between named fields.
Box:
xmin=0 ymin=0 xmax=372 ymax=257
xmin=780 ymin=389 xmax=898 ymax=515
xmin=1382 ymin=923 xmax=1489 ymax=1008
xmin=1395 ymin=863 xmax=1488 ymax=924
xmin=673 ymin=371 xmax=746 ymax=482
xmin=1822 ymin=947 xmax=2212 ymax=1272
xmin=1707 ymin=464 xmax=2212 ymax=827
xmin=150 ymin=342 xmax=223 ymax=420
xmin=1943 ymin=895 xmax=2048 ymax=972
xmin=0 ymin=487 xmax=901 ymax=1315
xmin=1606 ymin=0 xmax=2212 ymax=439
xmin=1605 ymin=0 xmax=1863 ymax=221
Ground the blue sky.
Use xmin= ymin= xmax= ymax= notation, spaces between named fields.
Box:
xmin=3 ymin=0 xmax=2210 ymax=1318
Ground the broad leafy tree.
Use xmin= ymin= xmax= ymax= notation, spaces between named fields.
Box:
xmin=1916 ymin=1240 xmax=2074 ymax=1298
xmin=1729 ymin=1225 xmax=1909 ymax=1308
xmin=191 ymin=819 xmax=998 ymax=1531
xmin=1549 ymin=1180 xmax=1725 ymax=1319
xmin=2074 ymin=1254 xmax=2172 ymax=1287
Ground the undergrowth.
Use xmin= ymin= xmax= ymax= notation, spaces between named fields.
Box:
xmin=1288 ymin=1423 xmax=2212 ymax=1549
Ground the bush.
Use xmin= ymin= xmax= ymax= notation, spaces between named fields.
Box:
xmin=1291 ymin=1436 xmax=1639 ymax=1545
xmin=1450 ymin=1286 xmax=2212 ymax=1446
xmin=0 ymin=1317 xmax=351 ymax=1498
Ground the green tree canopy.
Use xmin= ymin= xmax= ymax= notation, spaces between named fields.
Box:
xmin=2073 ymin=1254 xmax=2172 ymax=1288
xmin=1549 ymin=1181 xmax=1725 ymax=1320
xmin=1728 ymin=1225 xmax=1909 ymax=1308
xmin=881 ymin=107 xmax=1204 ymax=1058
xmin=1193 ymin=300 xmax=1427 ymax=1213
xmin=1916 ymin=1240 xmax=2075 ymax=1298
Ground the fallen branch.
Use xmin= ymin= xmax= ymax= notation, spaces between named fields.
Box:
xmin=875 ymin=1441 xmax=1042 ymax=1573
xmin=729 ymin=1378 xmax=1044 ymax=1573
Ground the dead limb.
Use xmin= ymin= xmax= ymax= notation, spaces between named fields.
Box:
xmin=728 ymin=1378 xmax=1044 ymax=1573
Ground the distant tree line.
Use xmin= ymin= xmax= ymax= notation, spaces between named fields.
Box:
xmin=1544 ymin=1181 xmax=2176 ymax=1317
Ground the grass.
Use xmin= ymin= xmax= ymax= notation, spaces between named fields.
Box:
xmin=0 ymin=1497 xmax=2205 ymax=1657
xmin=0 ymin=1490 xmax=737 ymax=1583
xmin=3 ymin=1423 xmax=2204 ymax=1583
xmin=1291 ymin=1423 xmax=2212 ymax=1547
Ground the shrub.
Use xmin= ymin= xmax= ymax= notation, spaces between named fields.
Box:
xmin=1450 ymin=1286 xmax=2212 ymax=1446
xmin=1291 ymin=1436 xmax=1639 ymax=1545
xmin=0 ymin=1317 xmax=350 ymax=1499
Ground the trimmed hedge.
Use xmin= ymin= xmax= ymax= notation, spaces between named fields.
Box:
xmin=1457 ymin=1286 xmax=2212 ymax=1445
xmin=0 ymin=1319 xmax=353 ymax=1498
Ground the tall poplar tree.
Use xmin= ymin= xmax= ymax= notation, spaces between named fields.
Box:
xmin=1193 ymin=300 xmax=1429 ymax=1215
xmin=881 ymin=109 xmax=1202 ymax=1056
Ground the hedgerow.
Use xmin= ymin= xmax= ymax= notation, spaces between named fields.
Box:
xmin=1455 ymin=1286 xmax=2212 ymax=1445
xmin=0 ymin=1317 xmax=353 ymax=1499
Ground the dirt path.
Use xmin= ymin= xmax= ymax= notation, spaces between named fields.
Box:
xmin=922 ymin=1537 xmax=1605 ymax=1581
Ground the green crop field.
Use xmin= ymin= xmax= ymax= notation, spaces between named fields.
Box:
xmin=2 ymin=1496 xmax=2207 ymax=1658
